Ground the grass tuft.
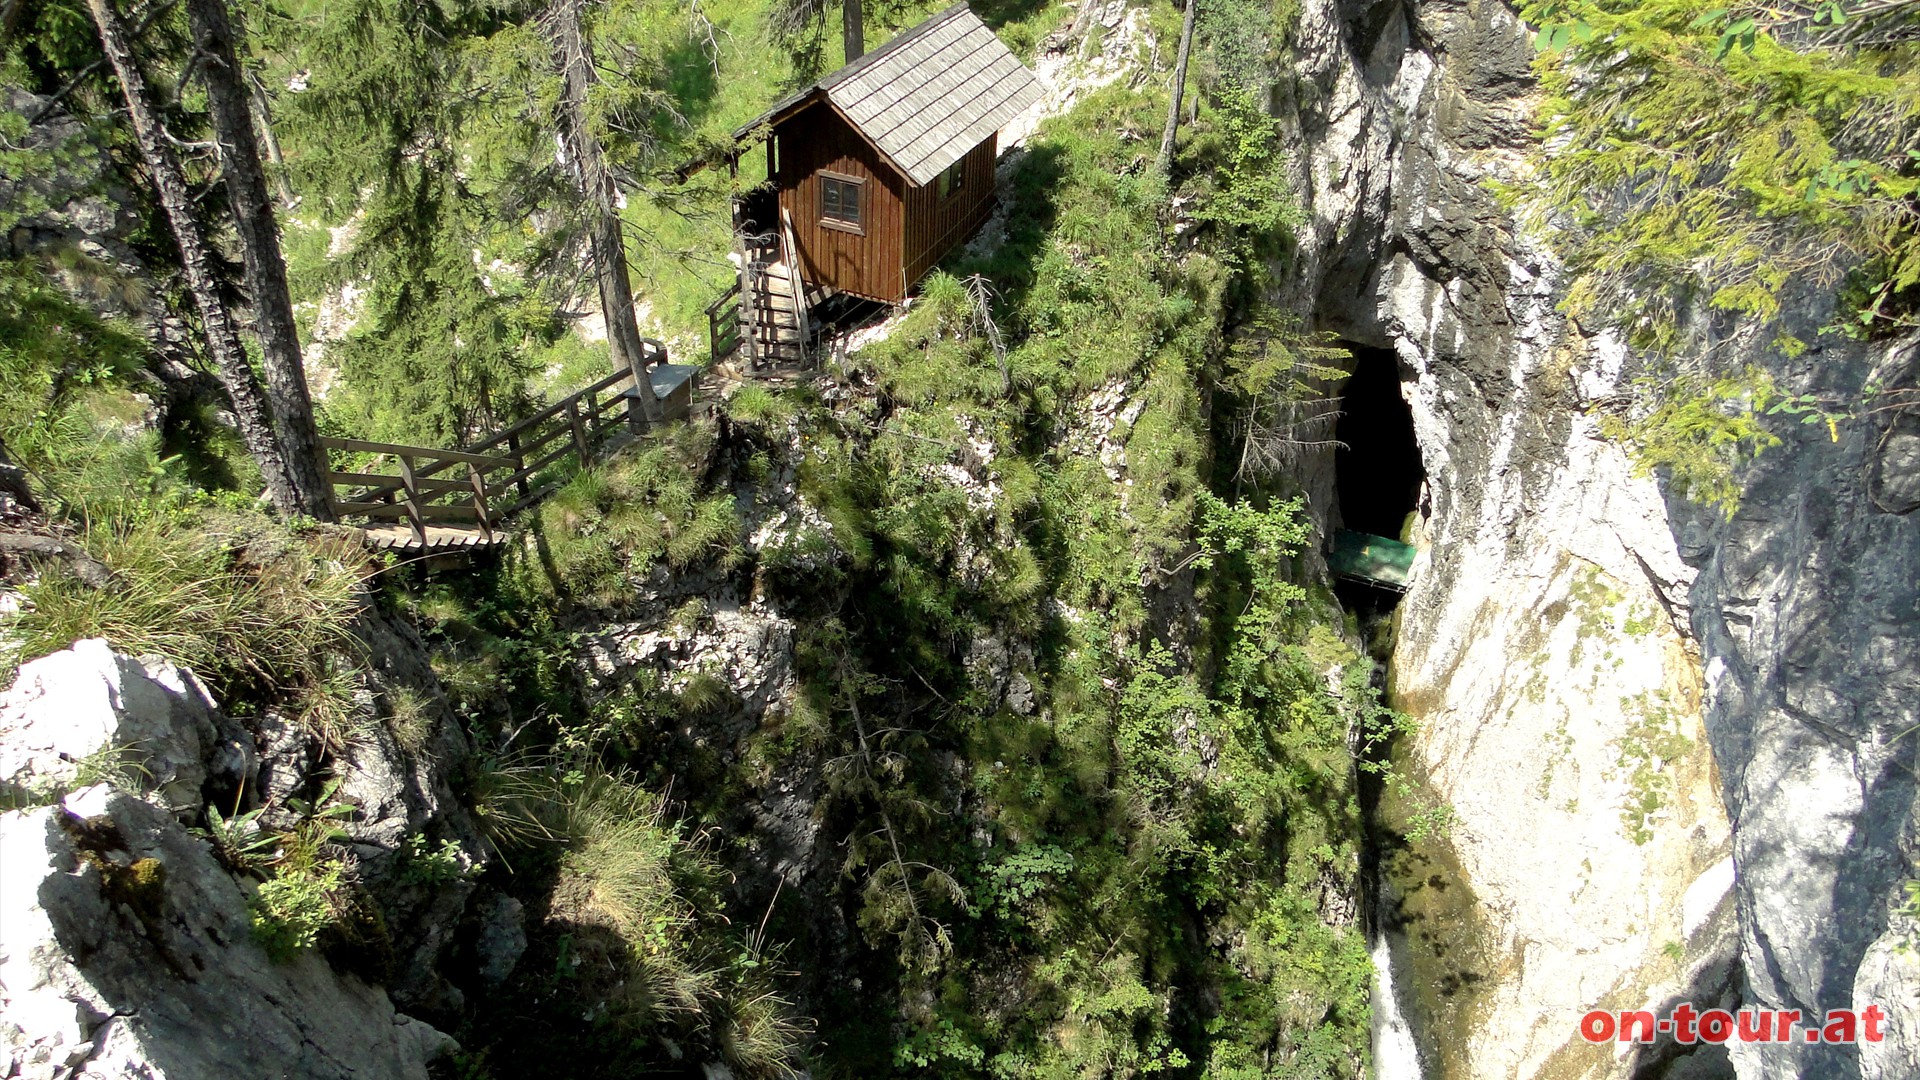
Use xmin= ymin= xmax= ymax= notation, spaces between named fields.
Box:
xmin=8 ymin=506 xmax=371 ymax=742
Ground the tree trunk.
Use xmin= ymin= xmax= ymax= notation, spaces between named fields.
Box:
xmin=247 ymin=70 xmax=298 ymax=207
xmin=843 ymin=0 xmax=864 ymax=63
xmin=1156 ymin=0 xmax=1198 ymax=177
xmin=84 ymin=0 xmax=303 ymax=516
xmin=186 ymin=0 xmax=333 ymax=519
xmin=542 ymin=0 xmax=662 ymax=423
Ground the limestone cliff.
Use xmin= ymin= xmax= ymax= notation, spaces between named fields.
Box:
xmin=1274 ymin=1 xmax=1920 ymax=1077
xmin=0 ymin=641 xmax=466 ymax=1079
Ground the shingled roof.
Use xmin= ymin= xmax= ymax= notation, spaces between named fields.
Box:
xmin=739 ymin=5 xmax=1042 ymax=187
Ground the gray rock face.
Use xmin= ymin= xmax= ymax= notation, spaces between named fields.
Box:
xmin=0 ymin=639 xmax=247 ymax=819
xmin=0 ymin=785 xmax=453 ymax=1080
xmin=470 ymin=892 xmax=528 ymax=987
xmin=1682 ymin=332 xmax=1920 ymax=1080
xmin=0 ymin=625 xmax=490 ymax=1025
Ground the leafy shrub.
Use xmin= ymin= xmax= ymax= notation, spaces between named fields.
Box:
xmin=250 ymin=860 xmax=346 ymax=961
xmin=401 ymin=834 xmax=476 ymax=885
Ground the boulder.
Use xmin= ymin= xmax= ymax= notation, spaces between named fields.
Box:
xmin=0 ymin=639 xmax=250 ymax=818
xmin=0 ymin=785 xmax=453 ymax=1079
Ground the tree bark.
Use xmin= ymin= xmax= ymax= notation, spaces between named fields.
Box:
xmin=247 ymin=70 xmax=297 ymax=207
xmin=84 ymin=0 xmax=303 ymax=516
xmin=542 ymin=0 xmax=662 ymax=423
xmin=1156 ymin=0 xmax=1198 ymax=177
xmin=186 ymin=0 xmax=332 ymax=518
xmin=843 ymin=0 xmax=864 ymax=63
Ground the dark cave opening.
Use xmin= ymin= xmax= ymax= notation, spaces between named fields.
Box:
xmin=1331 ymin=344 xmax=1425 ymax=626
xmin=1334 ymin=345 xmax=1424 ymax=539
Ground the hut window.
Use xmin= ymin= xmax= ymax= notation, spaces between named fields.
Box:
xmin=937 ymin=159 xmax=966 ymax=200
xmin=820 ymin=173 xmax=864 ymax=231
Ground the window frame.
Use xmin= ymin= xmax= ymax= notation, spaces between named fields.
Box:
xmin=818 ymin=170 xmax=866 ymax=234
xmin=936 ymin=159 xmax=966 ymax=201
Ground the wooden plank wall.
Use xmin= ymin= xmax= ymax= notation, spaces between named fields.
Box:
xmin=776 ymin=102 xmax=906 ymax=302
xmin=902 ymin=133 xmax=998 ymax=288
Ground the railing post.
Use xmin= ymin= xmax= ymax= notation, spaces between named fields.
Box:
xmin=319 ymin=438 xmax=340 ymax=520
xmin=397 ymin=454 xmax=427 ymax=548
xmin=507 ymin=432 xmax=531 ymax=498
xmin=467 ymin=461 xmax=492 ymax=544
xmin=565 ymin=399 xmax=592 ymax=467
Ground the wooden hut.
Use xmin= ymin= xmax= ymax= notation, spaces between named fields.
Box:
xmin=708 ymin=4 xmax=1042 ymax=368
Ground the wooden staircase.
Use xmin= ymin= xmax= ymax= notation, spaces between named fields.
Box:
xmin=709 ymin=205 xmax=834 ymax=376
xmin=744 ymin=230 xmax=806 ymax=367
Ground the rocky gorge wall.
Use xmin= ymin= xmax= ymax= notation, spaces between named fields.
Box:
xmin=1274 ymin=1 xmax=1920 ymax=1078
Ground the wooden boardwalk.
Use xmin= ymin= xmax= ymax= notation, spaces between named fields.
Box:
xmin=323 ymin=345 xmax=697 ymax=556
xmin=358 ymin=523 xmax=510 ymax=554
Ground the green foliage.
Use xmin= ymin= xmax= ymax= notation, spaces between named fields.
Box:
xmin=482 ymin=765 xmax=808 ymax=1078
xmin=251 ymin=859 xmax=346 ymax=961
xmin=1221 ymin=311 xmax=1349 ymax=480
xmin=1896 ymin=880 xmax=1920 ymax=954
xmin=0 ymin=257 xmax=160 ymax=512
xmin=201 ymin=799 xmax=284 ymax=871
xmin=525 ymin=428 xmax=742 ymax=605
xmin=9 ymin=506 xmax=369 ymax=740
xmin=64 ymin=4 xmax=1388 ymax=1076
xmin=1185 ymin=87 xmax=1300 ymax=275
xmin=1599 ymin=370 xmax=1784 ymax=516
xmin=1522 ymin=0 xmax=1920 ymax=346
xmin=1521 ymin=1 xmax=1920 ymax=513
xmin=1519 ymin=1 xmax=1920 ymax=512
xmin=402 ymin=834 xmax=477 ymax=885
xmin=893 ymin=1019 xmax=987 ymax=1071
xmin=0 ymin=742 xmax=154 ymax=811
xmin=978 ymin=844 xmax=1075 ymax=922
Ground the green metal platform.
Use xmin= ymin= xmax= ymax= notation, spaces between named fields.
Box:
xmin=1329 ymin=530 xmax=1416 ymax=591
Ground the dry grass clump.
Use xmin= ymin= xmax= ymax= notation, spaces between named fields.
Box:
xmin=536 ymin=768 xmax=808 ymax=1077
xmin=8 ymin=507 xmax=370 ymax=742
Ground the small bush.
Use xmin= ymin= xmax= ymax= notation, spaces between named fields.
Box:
xmin=250 ymin=860 xmax=345 ymax=961
xmin=401 ymin=834 xmax=475 ymax=885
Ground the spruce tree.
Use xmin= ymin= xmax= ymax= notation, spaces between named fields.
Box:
xmin=541 ymin=0 xmax=661 ymax=422
xmin=84 ymin=0 xmax=311 ymax=517
xmin=184 ymin=0 xmax=331 ymax=517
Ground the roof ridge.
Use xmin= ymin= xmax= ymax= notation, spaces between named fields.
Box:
xmin=817 ymin=3 xmax=973 ymax=93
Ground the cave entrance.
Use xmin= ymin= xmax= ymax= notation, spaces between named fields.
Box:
xmin=1331 ymin=345 xmax=1423 ymax=619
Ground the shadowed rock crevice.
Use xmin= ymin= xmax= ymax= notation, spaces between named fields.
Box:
xmin=1334 ymin=344 xmax=1423 ymax=540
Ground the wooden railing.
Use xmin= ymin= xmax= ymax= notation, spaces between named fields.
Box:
xmin=323 ymin=438 xmax=516 ymax=545
xmin=323 ymin=341 xmax=667 ymax=548
xmin=707 ymin=282 xmax=741 ymax=361
xmin=780 ymin=207 xmax=810 ymax=367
